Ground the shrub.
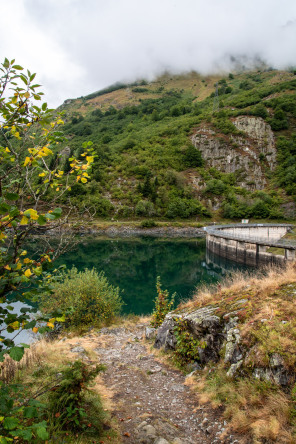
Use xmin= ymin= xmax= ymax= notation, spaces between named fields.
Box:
xmin=183 ymin=144 xmax=204 ymax=168
xmin=135 ymin=200 xmax=155 ymax=216
xmin=140 ymin=220 xmax=157 ymax=228
xmin=150 ymin=277 xmax=175 ymax=328
xmin=252 ymin=103 xmax=268 ymax=119
xmin=205 ymin=179 xmax=227 ymax=195
xmin=48 ymin=360 xmax=105 ymax=433
xmin=41 ymin=268 xmax=123 ymax=328
xmin=166 ymin=197 xmax=208 ymax=218
xmin=173 ymin=318 xmax=205 ymax=366
xmin=0 ymin=381 xmax=49 ymax=442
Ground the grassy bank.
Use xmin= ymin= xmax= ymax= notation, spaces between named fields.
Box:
xmin=155 ymin=263 xmax=296 ymax=443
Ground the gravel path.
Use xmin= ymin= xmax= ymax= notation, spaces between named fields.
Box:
xmin=68 ymin=323 xmax=247 ymax=444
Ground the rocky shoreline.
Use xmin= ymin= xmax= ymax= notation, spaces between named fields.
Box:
xmin=73 ymin=225 xmax=206 ymax=238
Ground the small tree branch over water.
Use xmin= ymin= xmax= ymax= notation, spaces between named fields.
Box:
xmin=0 ymin=58 xmax=95 ymax=361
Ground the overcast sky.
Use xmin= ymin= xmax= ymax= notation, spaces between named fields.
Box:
xmin=1 ymin=0 xmax=296 ymax=107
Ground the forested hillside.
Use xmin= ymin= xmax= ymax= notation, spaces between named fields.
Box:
xmin=50 ymin=70 xmax=296 ymax=220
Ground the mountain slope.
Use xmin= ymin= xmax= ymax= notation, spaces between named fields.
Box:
xmin=56 ymin=69 xmax=296 ymax=220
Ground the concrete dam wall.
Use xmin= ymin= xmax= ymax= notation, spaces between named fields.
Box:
xmin=205 ymin=224 xmax=295 ymax=267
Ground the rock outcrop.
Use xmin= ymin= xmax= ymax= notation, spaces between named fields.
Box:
xmin=154 ymin=303 xmax=290 ymax=387
xmin=191 ymin=116 xmax=277 ymax=190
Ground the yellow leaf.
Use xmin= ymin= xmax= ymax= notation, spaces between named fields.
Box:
xmin=0 ymin=233 xmax=7 ymax=241
xmin=9 ymin=321 xmax=19 ymax=330
xmin=39 ymin=172 xmax=46 ymax=177
xmin=23 ymin=258 xmax=31 ymax=264
xmin=81 ymin=177 xmax=87 ymax=183
xmin=42 ymin=147 xmax=53 ymax=156
xmin=24 ymin=269 xmax=32 ymax=277
xmin=47 ymin=322 xmax=54 ymax=328
xmin=20 ymin=250 xmax=27 ymax=256
xmin=20 ymin=216 xmax=29 ymax=225
xmin=24 ymin=91 xmax=30 ymax=99
xmin=4 ymin=265 xmax=11 ymax=270
xmin=5 ymin=147 xmax=10 ymax=153
xmin=24 ymin=209 xmax=38 ymax=220
xmin=24 ymin=157 xmax=31 ymax=167
xmin=32 ymin=327 xmax=38 ymax=333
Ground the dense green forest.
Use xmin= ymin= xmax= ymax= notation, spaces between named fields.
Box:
xmin=21 ymin=70 xmax=296 ymax=220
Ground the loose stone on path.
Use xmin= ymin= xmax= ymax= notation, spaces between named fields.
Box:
xmin=87 ymin=322 xmax=246 ymax=444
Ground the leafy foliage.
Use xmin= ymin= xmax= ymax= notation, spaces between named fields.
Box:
xmin=0 ymin=58 xmax=95 ymax=361
xmin=48 ymin=360 xmax=105 ymax=433
xmin=150 ymin=277 xmax=175 ymax=328
xmin=173 ymin=318 xmax=205 ymax=366
xmin=0 ymin=381 xmax=49 ymax=442
xmin=41 ymin=267 xmax=123 ymax=328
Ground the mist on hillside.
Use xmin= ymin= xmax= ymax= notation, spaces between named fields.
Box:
xmin=1 ymin=0 xmax=296 ymax=106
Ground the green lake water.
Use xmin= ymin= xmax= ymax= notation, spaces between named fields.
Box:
xmin=55 ymin=236 xmax=241 ymax=315
xmin=4 ymin=236 xmax=247 ymax=345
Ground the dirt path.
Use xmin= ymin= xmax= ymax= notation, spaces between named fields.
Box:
xmin=67 ymin=322 xmax=247 ymax=444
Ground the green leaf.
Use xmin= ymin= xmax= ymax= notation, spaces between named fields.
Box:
xmin=51 ymin=207 xmax=62 ymax=218
xmin=0 ymin=202 xmax=11 ymax=214
xmin=36 ymin=426 xmax=49 ymax=440
xmin=44 ymin=213 xmax=55 ymax=220
xmin=0 ymin=435 xmax=13 ymax=443
xmin=23 ymin=406 xmax=37 ymax=418
xmin=37 ymin=215 xmax=47 ymax=226
xmin=4 ymin=193 xmax=19 ymax=201
xmin=12 ymin=65 xmax=23 ymax=70
xmin=3 ymin=417 xmax=19 ymax=430
xmin=41 ymin=102 xmax=47 ymax=111
xmin=20 ymin=75 xmax=28 ymax=85
xmin=11 ymin=429 xmax=32 ymax=440
xmin=23 ymin=320 xmax=36 ymax=330
xmin=9 ymin=346 xmax=24 ymax=362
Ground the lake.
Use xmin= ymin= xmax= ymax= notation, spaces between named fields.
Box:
xmin=4 ymin=236 xmax=247 ymax=345
xmin=54 ymin=236 xmax=241 ymax=315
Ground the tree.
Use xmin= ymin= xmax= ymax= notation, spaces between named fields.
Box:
xmin=0 ymin=58 xmax=95 ymax=362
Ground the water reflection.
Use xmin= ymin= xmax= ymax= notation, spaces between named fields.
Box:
xmin=55 ymin=236 xmax=243 ymax=315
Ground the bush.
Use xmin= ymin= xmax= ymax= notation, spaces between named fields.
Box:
xmin=48 ymin=361 xmax=105 ymax=434
xmin=205 ymin=179 xmax=227 ymax=195
xmin=41 ymin=267 xmax=123 ymax=328
xmin=251 ymin=103 xmax=268 ymax=119
xmin=166 ymin=197 xmax=208 ymax=218
xmin=183 ymin=144 xmax=203 ymax=168
xmin=140 ymin=220 xmax=157 ymax=228
xmin=173 ymin=318 xmax=205 ymax=366
xmin=135 ymin=200 xmax=155 ymax=216
xmin=150 ymin=277 xmax=175 ymax=328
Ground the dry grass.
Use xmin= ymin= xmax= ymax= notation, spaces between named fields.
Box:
xmin=178 ymin=262 xmax=296 ymax=312
xmin=187 ymin=365 xmax=295 ymax=443
xmin=173 ymin=262 xmax=296 ymax=442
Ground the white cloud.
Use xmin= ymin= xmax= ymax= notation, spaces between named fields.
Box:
xmin=1 ymin=0 xmax=296 ymax=107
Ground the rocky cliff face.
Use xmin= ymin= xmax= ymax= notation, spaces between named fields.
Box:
xmin=191 ymin=116 xmax=277 ymax=190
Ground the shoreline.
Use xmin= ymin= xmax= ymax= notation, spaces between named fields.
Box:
xmin=74 ymin=224 xmax=206 ymax=238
